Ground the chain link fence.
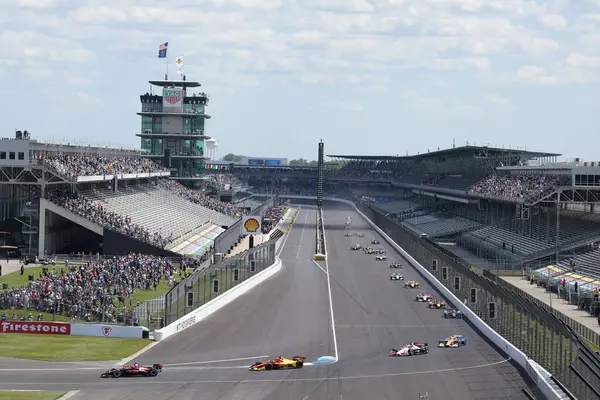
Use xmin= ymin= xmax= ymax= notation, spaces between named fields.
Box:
xmin=163 ymin=236 xmax=279 ymax=325
xmin=358 ymin=202 xmax=600 ymax=400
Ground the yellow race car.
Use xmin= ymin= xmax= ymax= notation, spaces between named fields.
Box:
xmin=427 ymin=299 xmax=447 ymax=309
xmin=248 ymin=355 xmax=305 ymax=371
xmin=404 ymin=280 xmax=420 ymax=288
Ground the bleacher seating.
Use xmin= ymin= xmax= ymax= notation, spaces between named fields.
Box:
xmin=374 ymin=200 xmax=419 ymax=214
xmin=429 ymin=174 xmax=486 ymax=190
xmin=81 ymin=184 xmax=238 ymax=243
xmin=558 ymin=247 xmax=600 ymax=279
xmin=403 ymin=213 xmax=481 ymax=238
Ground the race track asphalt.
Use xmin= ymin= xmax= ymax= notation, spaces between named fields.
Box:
xmin=0 ymin=204 xmax=542 ymax=399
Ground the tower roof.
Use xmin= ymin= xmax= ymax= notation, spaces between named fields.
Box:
xmin=149 ymin=80 xmax=201 ymax=88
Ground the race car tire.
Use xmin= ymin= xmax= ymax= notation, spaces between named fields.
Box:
xmin=112 ymin=370 xmax=121 ymax=378
xmin=296 ymin=360 xmax=304 ymax=369
xmin=265 ymin=364 xmax=273 ymax=371
xmin=409 ymin=349 xmax=415 ymax=356
xmin=150 ymin=369 xmax=158 ymax=377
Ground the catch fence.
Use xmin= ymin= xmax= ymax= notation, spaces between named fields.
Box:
xmin=163 ymin=236 xmax=279 ymax=325
xmin=358 ymin=202 xmax=600 ymax=400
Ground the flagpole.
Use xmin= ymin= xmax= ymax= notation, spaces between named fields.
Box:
xmin=165 ymin=56 xmax=169 ymax=80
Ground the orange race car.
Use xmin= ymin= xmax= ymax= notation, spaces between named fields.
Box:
xmin=427 ymin=299 xmax=447 ymax=309
xmin=248 ymin=355 xmax=305 ymax=371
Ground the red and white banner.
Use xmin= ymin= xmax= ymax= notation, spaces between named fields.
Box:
xmin=0 ymin=321 xmax=70 ymax=335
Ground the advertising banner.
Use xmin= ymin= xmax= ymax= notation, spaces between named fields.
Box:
xmin=241 ymin=216 xmax=262 ymax=235
xmin=0 ymin=321 xmax=70 ymax=335
xmin=69 ymin=323 xmax=147 ymax=339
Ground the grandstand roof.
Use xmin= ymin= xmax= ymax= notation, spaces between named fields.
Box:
xmin=328 ymin=145 xmax=560 ymax=161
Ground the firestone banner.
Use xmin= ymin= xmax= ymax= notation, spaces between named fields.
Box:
xmin=1 ymin=321 xmax=70 ymax=335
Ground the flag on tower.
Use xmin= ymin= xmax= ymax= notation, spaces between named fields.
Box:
xmin=176 ymin=56 xmax=184 ymax=74
xmin=158 ymin=42 xmax=168 ymax=58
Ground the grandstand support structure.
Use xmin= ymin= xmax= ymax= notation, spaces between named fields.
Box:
xmin=530 ymin=186 xmax=600 ymax=207
xmin=137 ymin=78 xmax=213 ymax=188
xmin=317 ymin=140 xmax=324 ymax=208
xmin=0 ymin=165 xmax=69 ymax=186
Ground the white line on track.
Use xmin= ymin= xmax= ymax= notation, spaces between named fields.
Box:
xmin=1 ymin=358 xmax=511 ymax=384
xmin=296 ymin=209 xmax=310 ymax=259
xmin=311 ymin=260 xmax=328 ymax=275
xmin=0 ymin=355 xmax=272 ymax=372
xmin=275 ymin=208 xmax=297 ymax=258
xmin=320 ymin=209 xmax=339 ymax=362
xmin=163 ymin=355 xmax=270 ymax=367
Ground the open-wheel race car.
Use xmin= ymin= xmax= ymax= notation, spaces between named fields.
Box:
xmin=415 ymin=292 xmax=433 ymax=302
xmin=444 ymin=309 xmax=463 ymax=319
xmin=389 ymin=342 xmax=429 ymax=357
xmin=404 ymin=280 xmax=420 ymax=288
xmin=389 ymin=261 xmax=402 ymax=268
xmin=248 ymin=355 xmax=306 ymax=371
xmin=438 ymin=335 xmax=467 ymax=348
xmin=101 ymin=363 xmax=163 ymax=378
xmin=390 ymin=272 xmax=404 ymax=281
xmin=350 ymin=244 xmax=362 ymax=250
xmin=371 ymin=239 xmax=380 ymax=245
xmin=428 ymin=299 xmax=447 ymax=309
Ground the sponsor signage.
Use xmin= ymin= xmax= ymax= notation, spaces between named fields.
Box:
xmin=241 ymin=216 xmax=262 ymax=235
xmin=69 ymin=323 xmax=146 ymax=339
xmin=1 ymin=321 xmax=70 ymax=335
xmin=176 ymin=315 xmax=196 ymax=332
xmin=103 ymin=326 xmax=112 ymax=336
xmin=163 ymin=89 xmax=182 ymax=105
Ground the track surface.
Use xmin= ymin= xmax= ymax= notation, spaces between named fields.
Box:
xmin=0 ymin=205 xmax=538 ymax=399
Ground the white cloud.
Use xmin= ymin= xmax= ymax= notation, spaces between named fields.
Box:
xmin=484 ymin=93 xmax=511 ymax=106
xmin=538 ymin=14 xmax=568 ymax=29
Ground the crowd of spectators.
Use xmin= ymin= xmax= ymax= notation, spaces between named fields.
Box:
xmin=42 ymin=154 xmax=167 ymax=180
xmin=208 ymin=174 xmax=245 ymax=191
xmin=0 ymin=254 xmax=177 ymax=323
xmin=47 ymin=191 xmax=172 ymax=248
xmin=157 ymin=179 xmax=240 ymax=217
xmin=469 ymin=173 xmax=559 ymax=201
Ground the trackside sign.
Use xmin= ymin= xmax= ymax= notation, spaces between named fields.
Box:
xmin=176 ymin=315 xmax=196 ymax=332
xmin=1 ymin=321 xmax=70 ymax=335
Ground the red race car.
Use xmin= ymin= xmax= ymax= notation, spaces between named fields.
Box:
xmin=101 ymin=363 xmax=163 ymax=378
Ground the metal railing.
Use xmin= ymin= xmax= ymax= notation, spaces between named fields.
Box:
xmin=358 ymin=202 xmax=600 ymax=399
xmin=163 ymin=236 xmax=279 ymax=325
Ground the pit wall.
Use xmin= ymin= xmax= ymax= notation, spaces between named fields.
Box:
xmin=249 ymin=194 xmax=563 ymax=400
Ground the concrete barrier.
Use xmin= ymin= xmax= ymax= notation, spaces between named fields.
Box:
xmin=154 ymin=257 xmax=283 ymax=341
xmin=70 ymin=323 xmax=148 ymax=339
xmin=248 ymin=194 xmax=563 ymax=400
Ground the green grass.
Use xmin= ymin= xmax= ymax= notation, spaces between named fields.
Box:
xmin=0 ymin=266 xmax=64 ymax=290
xmin=583 ymin=337 xmax=600 ymax=353
xmin=0 ymin=392 xmax=66 ymax=400
xmin=0 ymin=334 xmax=151 ymax=362
xmin=0 ymin=309 xmax=77 ymax=323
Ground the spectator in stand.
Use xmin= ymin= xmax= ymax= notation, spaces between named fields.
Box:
xmin=157 ymin=179 xmax=240 ymax=217
xmin=0 ymin=253 xmax=176 ymax=323
xmin=470 ymin=173 xmax=559 ymax=201
xmin=42 ymin=154 xmax=167 ymax=181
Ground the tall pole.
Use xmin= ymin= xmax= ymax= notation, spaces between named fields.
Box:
xmin=317 ymin=140 xmax=324 ymax=208
xmin=165 ymin=57 xmax=169 ymax=80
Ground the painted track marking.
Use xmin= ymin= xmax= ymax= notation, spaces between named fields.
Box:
xmin=164 ymin=355 xmax=271 ymax=367
xmin=320 ymin=208 xmax=339 ymax=361
xmin=296 ymin=209 xmax=310 ymax=258
xmin=0 ymin=358 xmax=511 ymax=384
xmin=312 ymin=260 xmax=328 ymax=275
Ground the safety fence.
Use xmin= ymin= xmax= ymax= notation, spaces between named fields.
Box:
xmin=358 ymin=202 xmax=600 ymax=400
xmin=163 ymin=236 xmax=279 ymax=325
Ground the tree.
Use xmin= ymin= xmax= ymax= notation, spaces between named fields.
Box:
xmin=222 ymin=153 xmax=245 ymax=162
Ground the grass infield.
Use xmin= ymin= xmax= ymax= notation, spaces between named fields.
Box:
xmin=0 ymin=334 xmax=151 ymax=362
xmin=0 ymin=391 xmax=66 ymax=400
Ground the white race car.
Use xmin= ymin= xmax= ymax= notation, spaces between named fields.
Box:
xmin=376 ymin=254 xmax=387 ymax=261
xmin=390 ymin=273 xmax=404 ymax=281
xmin=389 ymin=343 xmax=429 ymax=357
xmin=415 ymin=292 xmax=433 ymax=302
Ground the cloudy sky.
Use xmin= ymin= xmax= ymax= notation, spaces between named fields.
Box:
xmin=0 ymin=0 xmax=598 ymax=161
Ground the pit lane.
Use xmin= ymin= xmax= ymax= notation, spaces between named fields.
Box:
xmin=0 ymin=205 xmax=541 ymax=399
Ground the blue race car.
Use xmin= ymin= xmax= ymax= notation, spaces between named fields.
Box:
xmin=438 ymin=334 xmax=467 ymax=348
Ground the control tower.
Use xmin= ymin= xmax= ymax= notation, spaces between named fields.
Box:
xmin=136 ymin=77 xmax=211 ymax=188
